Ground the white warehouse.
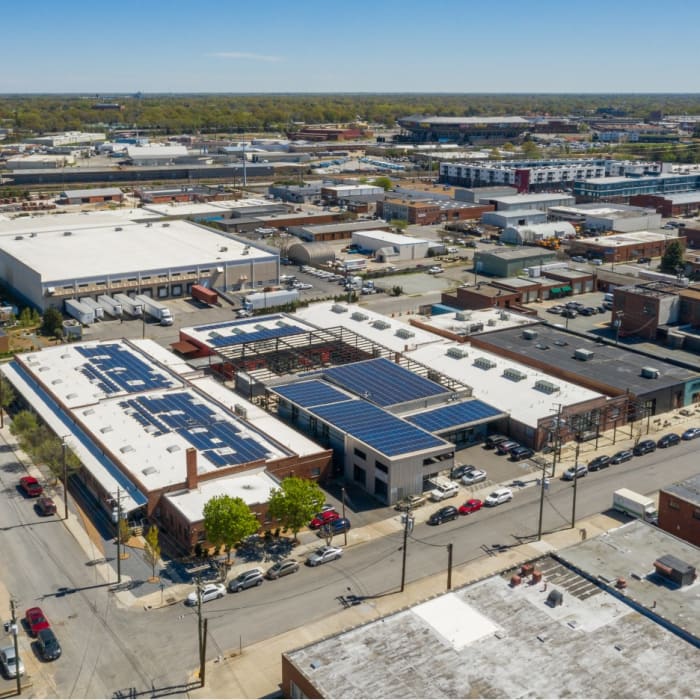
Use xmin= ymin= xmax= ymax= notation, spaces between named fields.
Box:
xmin=0 ymin=211 xmax=279 ymax=311
xmin=351 ymin=230 xmax=430 ymax=261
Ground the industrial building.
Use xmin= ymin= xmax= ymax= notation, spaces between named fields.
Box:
xmin=320 ymin=184 xmax=384 ymax=204
xmin=287 ymin=219 xmax=391 ymax=243
xmin=487 ymin=192 xmax=576 ymax=212
xmin=501 ymin=221 xmax=576 ymax=246
xmin=0 ymin=211 xmax=279 ymax=311
xmin=454 ymin=185 xmax=518 ymax=203
xmin=23 ymin=131 xmax=106 ymax=147
xmin=567 ymin=230 xmax=681 ymax=263
xmin=268 ymin=182 xmax=323 ymax=203
xmin=473 ymin=247 xmax=558 ymax=277
xmin=397 ymin=115 xmax=529 ymax=145
xmin=125 ymin=144 xmax=189 ymax=166
xmin=658 ymin=474 xmax=700 ymax=547
xmin=612 ymin=281 xmax=687 ymax=341
xmin=377 ymin=198 xmax=493 ymax=225
xmin=6 ymin=154 xmax=75 ymax=169
xmin=481 ymin=209 xmax=547 ymax=228
xmin=574 ymin=172 xmax=700 ymax=202
xmin=1 ymin=339 xmax=332 ymax=554
xmin=134 ymin=185 xmax=231 ymax=204
xmin=351 ymin=230 xmax=431 ymax=261
xmin=58 ymin=187 xmax=124 ymax=205
xmin=630 ymin=192 xmax=700 ymax=218
xmin=282 ymin=520 xmax=699 ymax=698
xmin=548 ymin=203 xmax=662 ymax=232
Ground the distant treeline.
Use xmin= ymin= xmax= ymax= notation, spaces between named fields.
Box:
xmin=2 ymin=94 xmax=700 ymax=135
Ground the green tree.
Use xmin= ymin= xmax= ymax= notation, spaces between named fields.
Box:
xmin=0 ymin=376 xmax=15 ymax=427
xmin=267 ymin=476 xmax=325 ymax=542
xmin=371 ymin=176 xmax=393 ymax=191
xmin=41 ymin=307 xmax=64 ymax=337
xmin=391 ymin=219 xmax=408 ymax=232
xmin=660 ymin=239 xmax=685 ymax=273
xmin=521 ymin=140 xmax=541 ymax=159
xmin=143 ymin=524 xmax=161 ymax=581
xmin=203 ymin=495 xmax=259 ymax=563
xmin=117 ymin=517 xmax=131 ymax=558
xmin=10 ymin=409 xmax=38 ymax=438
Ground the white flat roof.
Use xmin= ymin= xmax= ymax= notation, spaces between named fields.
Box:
xmin=0 ymin=216 xmax=271 ymax=280
xmin=491 ymin=193 xmax=575 ymax=204
xmin=351 ymin=230 xmax=429 ymax=245
xmin=410 ymin=308 xmax=536 ymax=336
xmin=585 ymin=231 xmax=674 ymax=247
xmin=292 ymin=302 xmax=442 ymax=352
xmin=164 ymin=467 xmax=279 ymax=523
xmin=406 ymin=340 xmax=601 ymax=428
xmin=142 ymin=197 xmax=273 ymax=217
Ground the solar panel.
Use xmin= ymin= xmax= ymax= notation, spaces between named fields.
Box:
xmin=193 ymin=315 xmax=284 ymax=333
xmin=273 ymin=380 xmax=349 ymax=408
xmin=322 ymin=358 xmax=449 ymax=407
xmin=405 ymin=400 xmax=504 ymax=433
xmin=310 ymin=400 xmax=447 ymax=457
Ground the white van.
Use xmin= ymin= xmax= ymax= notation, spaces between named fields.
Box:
xmin=446 ymin=246 xmax=459 ymax=254
xmin=603 ymin=292 xmax=614 ymax=303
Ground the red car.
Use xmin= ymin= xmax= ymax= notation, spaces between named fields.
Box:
xmin=459 ymin=499 xmax=483 ymax=515
xmin=309 ymin=510 xmax=340 ymax=530
xmin=36 ymin=497 xmax=57 ymax=516
xmin=19 ymin=476 xmax=43 ymax=497
xmin=25 ymin=607 xmax=50 ymax=637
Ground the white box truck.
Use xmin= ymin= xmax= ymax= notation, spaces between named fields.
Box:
xmin=134 ymin=295 xmax=173 ymax=326
xmin=79 ymin=297 xmax=105 ymax=320
xmin=98 ymin=294 xmax=123 ymax=318
xmin=242 ymin=289 xmax=299 ymax=311
xmin=113 ymin=293 xmax=143 ymax=318
xmin=64 ymin=299 xmax=95 ymax=326
xmin=612 ymin=488 xmax=658 ymax=523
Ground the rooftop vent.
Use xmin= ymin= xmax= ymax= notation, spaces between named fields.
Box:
xmin=372 ymin=319 xmax=391 ymax=330
xmin=100 ymin=425 xmax=113 ymax=434
xmin=455 ymin=310 xmax=472 ymax=321
xmin=641 ymin=366 xmax=660 ymax=379
xmin=331 ymin=304 xmax=347 ymax=313
xmin=162 ymin=223 xmax=170 ymax=227
xmin=166 ymin=444 xmax=181 ymax=453
xmin=474 ymin=356 xmax=496 ymax=370
xmin=535 ymin=379 xmax=560 ymax=394
xmin=522 ymin=328 xmax=538 ymax=340
xmin=503 ymin=367 xmax=527 ymax=382
xmin=574 ymin=348 xmax=594 ymax=361
xmin=553 ymin=339 xmax=568 ymax=346
xmin=351 ymin=311 xmax=368 ymax=321
xmin=500 ymin=311 xmax=510 ymax=320
xmin=30 ymin=232 xmax=37 ymax=237
xmin=446 ymin=346 xmax=469 ymax=359
xmin=142 ymin=466 xmax=157 ymax=476
xmin=63 ymin=231 xmax=72 ymax=236
xmin=115 ymin=227 xmax=122 ymax=231
xmin=14 ymin=235 xmax=23 ymax=240
xmin=234 ymin=404 xmax=248 ymax=419
xmin=395 ymin=328 xmax=415 ymax=339
xmin=653 ymin=554 xmax=696 ymax=587
xmin=487 ymin=318 xmax=497 ymax=326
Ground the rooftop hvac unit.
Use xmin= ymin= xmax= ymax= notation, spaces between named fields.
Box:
xmin=395 ymin=328 xmax=415 ymax=339
xmin=641 ymin=366 xmax=660 ymax=379
xmin=446 ymin=346 xmax=469 ymax=359
xmin=455 ymin=310 xmax=472 ymax=321
xmin=535 ymin=379 xmax=560 ymax=394
xmin=351 ymin=311 xmax=368 ymax=321
xmin=522 ymin=329 xmax=538 ymax=340
xmin=503 ymin=367 xmax=527 ymax=381
xmin=331 ymin=304 xmax=347 ymax=313
xmin=468 ymin=322 xmax=484 ymax=333
xmin=474 ymin=357 xmax=497 ymax=370
xmin=372 ymin=320 xmax=391 ymax=330
xmin=234 ymin=403 xmax=248 ymax=419
xmin=574 ymin=348 xmax=594 ymax=361
xmin=500 ymin=311 xmax=510 ymax=320
xmin=14 ymin=235 xmax=23 ymax=240
xmin=487 ymin=318 xmax=497 ymax=326
xmin=63 ymin=231 xmax=72 ymax=236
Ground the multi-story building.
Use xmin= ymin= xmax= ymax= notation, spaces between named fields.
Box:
xmin=397 ymin=115 xmax=529 ymax=145
xmin=575 ymin=173 xmax=700 ymax=202
xmin=377 ymin=198 xmax=493 ymax=225
xmin=658 ymin=475 xmax=700 ymax=547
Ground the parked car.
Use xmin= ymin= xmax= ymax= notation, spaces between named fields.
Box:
xmin=633 ymin=439 xmax=657 ymax=456
xmin=309 ymin=510 xmax=340 ymax=529
xmin=484 ymin=434 xmax=509 ymax=449
xmin=587 ymin=455 xmax=611 ymax=472
xmin=547 ymin=305 xmax=564 ymax=315
xmin=428 ymin=505 xmax=459 ymax=525
xmin=394 ymin=494 xmax=427 ymax=511
xmin=579 ymin=307 xmax=597 ymax=316
xmin=637 ymin=257 xmax=652 ymax=264
xmin=459 ymin=499 xmax=483 ymax=515
xmin=571 ymin=255 xmax=587 ymax=263
xmin=429 ymin=481 xmax=459 ymax=501
xmin=561 ymin=308 xmax=577 ymax=319
xmin=35 ymin=496 xmax=56 ymax=516
xmin=682 ymin=427 xmax=700 ymax=440
xmin=428 ymin=266 xmax=444 ymax=274
xmin=227 ymin=569 xmax=264 ymax=593
xmin=450 ymin=464 xmax=475 ymax=480
xmin=562 ymin=463 xmax=588 ymax=480
xmin=590 ymin=258 xmax=603 ymax=266
xmin=496 ymin=440 xmax=519 ymax=455
xmin=316 ymin=517 xmax=351 ymax=537
xmin=19 ymin=476 xmax=43 ymax=497
xmin=265 ymin=559 xmax=299 ymax=580
xmin=461 ymin=468 xmax=487 ymax=486
xmin=657 ymin=432 xmax=681 ymax=448
xmin=185 ymin=583 xmax=225 ymax=606
xmin=306 ymin=545 xmax=343 ymax=567
xmin=36 ymin=628 xmax=61 ymax=661
xmin=610 ymin=449 xmax=634 ymax=464
xmin=484 ymin=488 xmax=513 ymax=507
xmin=510 ymin=446 xmax=534 ymax=461
xmin=0 ymin=647 xmax=24 ymax=679
xmin=25 ymin=607 xmax=50 ymax=637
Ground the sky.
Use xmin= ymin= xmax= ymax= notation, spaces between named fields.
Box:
xmin=2 ymin=0 xmax=700 ymax=94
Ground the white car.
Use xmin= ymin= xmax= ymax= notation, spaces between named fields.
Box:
xmin=428 ymin=266 xmax=444 ymax=274
xmin=0 ymin=646 xmax=25 ymax=678
xmin=429 ymin=481 xmax=459 ymax=501
xmin=484 ymin=488 xmax=513 ymax=507
xmin=306 ymin=545 xmax=343 ymax=567
xmin=297 ymin=283 xmax=313 ymax=290
xmin=461 ymin=468 xmax=487 ymax=486
xmin=185 ymin=582 xmax=226 ymax=606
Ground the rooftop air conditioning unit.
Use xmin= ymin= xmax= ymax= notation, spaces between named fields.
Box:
xmin=331 ymin=304 xmax=347 ymax=313
xmin=372 ymin=320 xmax=391 ymax=330
xmin=535 ymin=379 xmax=560 ymax=394
xmin=446 ymin=346 xmax=469 ymax=359
xmin=14 ymin=235 xmax=23 ymax=240
xmin=474 ymin=357 xmax=497 ymax=370
xmin=455 ymin=311 xmax=472 ymax=321
xmin=234 ymin=404 xmax=248 ymax=419
xmin=574 ymin=348 xmax=594 ymax=361
xmin=63 ymin=231 xmax=72 ymax=236
xmin=641 ymin=366 xmax=660 ymax=379
xmin=351 ymin=312 xmax=368 ymax=321
xmin=522 ymin=329 xmax=538 ymax=340
xmin=503 ymin=367 xmax=527 ymax=381
xmin=395 ymin=328 xmax=415 ymax=339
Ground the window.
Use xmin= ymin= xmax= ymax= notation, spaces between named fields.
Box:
xmin=353 ymin=447 xmax=366 ymax=460
xmin=353 ymin=465 xmax=366 ymax=485
xmin=693 ymin=508 xmax=700 ymax=521
xmin=668 ymin=499 xmax=680 ymax=510
xmin=311 ymin=467 xmax=321 ymax=477
xmin=375 ymin=460 xmax=388 ymax=474
xmin=374 ymin=478 xmax=387 ymax=498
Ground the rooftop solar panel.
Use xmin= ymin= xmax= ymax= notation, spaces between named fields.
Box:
xmin=273 ymin=380 xmax=350 ymax=408
xmin=310 ymin=400 xmax=447 ymax=457
xmin=193 ymin=315 xmax=284 ymax=333
xmin=405 ymin=400 xmax=504 ymax=433
xmin=322 ymin=358 xmax=448 ymax=407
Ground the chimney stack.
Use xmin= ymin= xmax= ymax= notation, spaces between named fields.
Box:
xmin=186 ymin=448 xmax=198 ymax=490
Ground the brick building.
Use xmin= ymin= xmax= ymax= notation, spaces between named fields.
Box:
xmin=377 ymin=198 xmax=493 ymax=225
xmin=442 ymin=283 xmax=526 ymax=311
xmin=612 ymin=282 xmax=683 ymax=340
xmin=629 ymin=193 xmax=700 ymax=218
xmin=658 ymin=475 xmax=700 ymax=547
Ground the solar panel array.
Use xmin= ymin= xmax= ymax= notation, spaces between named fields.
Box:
xmin=322 ymin=358 xmax=449 ymax=407
xmin=119 ymin=391 xmax=271 ymax=467
xmin=405 ymin=400 xmax=503 ymax=433
xmin=192 ymin=315 xmax=284 ymax=332
xmin=273 ymin=380 xmax=350 ymax=408
xmin=76 ymin=344 xmax=177 ymax=395
xmin=311 ymin=400 xmax=446 ymax=457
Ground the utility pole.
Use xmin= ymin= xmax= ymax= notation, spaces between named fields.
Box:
xmin=0 ymin=376 xmax=4 ymax=429
xmin=200 ymin=618 xmax=208 ymax=688
xmin=571 ymin=434 xmax=582 ymax=529
xmin=116 ymin=487 xmax=123 ymax=584
xmin=10 ymin=597 xmax=20 ymax=695
xmin=341 ymin=487 xmax=347 ymax=547
xmin=400 ymin=507 xmax=413 ymax=593
xmin=537 ymin=455 xmax=548 ymax=541
xmin=62 ymin=439 xmax=68 ymax=521
xmin=446 ymin=543 xmax=453 ymax=591
xmin=194 ymin=574 xmax=204 ymax=686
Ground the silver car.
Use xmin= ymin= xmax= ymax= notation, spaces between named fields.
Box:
xmin=306 ymin=545 xmax=343 ymax=567
xmin=228 ymin=568 xmax=264 ymax=593
xmin=185 ymin=582 xmax=226 ymax=606
xmin=0 ymin=646 xmax=25 ymax=679
xmin=461 ymin=468 xmax=487 ymax=486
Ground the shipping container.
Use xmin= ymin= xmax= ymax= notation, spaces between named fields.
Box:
xmin=191 ymin=284 xmax=219 ymax=306
xmin=64 ymin=299 xmax=95 ymax=326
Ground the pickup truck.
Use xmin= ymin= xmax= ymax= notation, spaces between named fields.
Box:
xmin=394 ymin=494 xmax=427 ymax=511
xmin=429 ymin=481 xmax=459 ymax=502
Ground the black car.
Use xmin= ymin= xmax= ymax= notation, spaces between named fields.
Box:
xmin=450 ymin=464 xmax=476 ymax=480
xmin=657 ymin=433 xmax=681 ymax=448
xmin=610 ymin=449 xmax=634 ymax=464
xmin=36 ymin=628 xmax=61 ymax=661
xmin=587 ymin=455 xmax=611 ymax=471
xmin=561 ymin=308 xmax=577 ymax=319
xmin=637 ymin=257 xmax=652 ymax=264
xmin=579 ymin=306 xmax=597 ymax=316
xmin=510 ymin=446 xmax=534 ymax=461
xmin=316 ymin=517 xmax=351 ymax=537
xmin=428 ymin=505 xmax=459 ymax=525
xmin=633 ymin=439 xmax=657 ymax=456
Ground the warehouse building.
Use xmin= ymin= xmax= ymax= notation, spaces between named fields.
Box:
xmin=1 ymin=339 xmax=332 ymax=554
xmin=0 ymin=211 xmax=279 ymax=311
xmin=612 ymin=281 xmax=685 ymax=341
xmin=58 ymin=187 xmax=124 ymax=205
xmin=567 ymin=231 xmax=681 ymax=263
xmin=268 ymin=182 xmax=323 ymax=203
xmin=548 ymin=203 xmax=662 ymax=232
xmin=658 ymin=474 xmax=700 ymax=547
xmin=481 ymin=209 xmax=547 ymax=228
xmin=320 ymin=184 xmax=385 ymax=204
xmin=398 ymin=115 xmax=529 ymax=145
xmin=283 ymin=520 xmax=699 ymax=698
xmin=287 ymin=219 xmax=391 ymax=242
xmin=488 ymin=192 xmax=575 ymax=212
xmin=125 ymin=144 xmax=189 ymax=166
xmin=24 ymin=131 xmax=106 ymax=147
xmin=454 ymin=185 xmax=518 ymax=203
xmin=630 ymin=192 xmax=700 ymax=218
xmin=377 ymin=198 xmax=493 ymax=225
xmin=501 ymin=221 xmax=576 ymax=245
xmin=351 ymin=230 xmax=431 ymax=261
xmin=473 ymin=247 xmax=557 ymax=277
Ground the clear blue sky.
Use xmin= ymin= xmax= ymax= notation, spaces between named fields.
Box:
xmin=2 ymin=0 xmax=699 ymax=93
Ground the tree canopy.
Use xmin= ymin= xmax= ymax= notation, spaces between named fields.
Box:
xmin=203 ymin=494 xmax=259 ymax=561
xmin=143 ymin=524 xmax=161 ymax=580
xmin=41 ymin=308 xmax=64 ymax=337
xmin=660 ymin=239 xmax=685 ymax=273
xmin=267 ymin=476 xmax=325 ymax=541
